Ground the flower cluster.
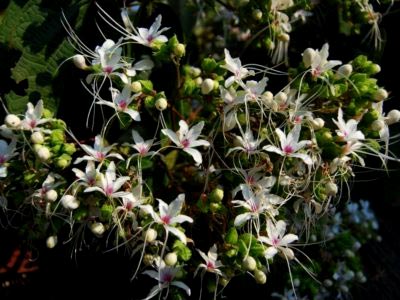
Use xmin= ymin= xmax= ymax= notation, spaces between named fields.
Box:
xmin=1 ymin=2 xmax=398 ymax=300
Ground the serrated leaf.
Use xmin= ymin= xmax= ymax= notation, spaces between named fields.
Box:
xmin=0 ymin=0 xmax=90 ymax=113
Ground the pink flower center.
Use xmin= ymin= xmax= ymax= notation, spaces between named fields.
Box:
xmin=29 ymin=120 xmax=37 ymax=129
xmin=87 ymin=177 xmax=96 ymax=186
xmin=147 ymin=35 xmax=154 ymax=44
xmin=250 ymin=201 xmax=259 ymax=213
xmin=105 ymin=185 xmax=114 ymax=196
xmin=118 ymin=100 xmax=127 ymax=110
xmin=312 ymin=67 xmax=322 ymax=77
xmin=207 ymin=261 xmax=215 ymax=269
xmin=161 ymin=271 xmax=173 ymax=283
xmin=96 ymin=152 xmax=105 ymax=161
xmin=246 ymin=175 xmax=255 ymax=185
xmin=161 ymin=215 xmax=171 ymax=225
xmin=271 ymin=237 xmax=280 ymax=246
xmin=283 ymin=145 xmax=294 ymax=154
xmin=294 ymin=116 xmax=302 ymax=124
xmin=138 ymin=145 xmax=148 ymax=156
xmin=125 ymin=201 xmax=133 ymax=211
xmin=103 ymin=66 xmax=113 ymax=74
xmin=181 ymin=139 xmax=190 ymax=149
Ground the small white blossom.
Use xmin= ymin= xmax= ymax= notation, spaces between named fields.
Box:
xmin=195 ymin=244 xmax=223 ymax=276
xmin=162 ymin=120 xmax=210 ymax=165
xmin=128 ymin=15 xmax=169 ymax=47
xmin=74 ymin=135 xmax=123 ymax=165
xmin=333 ymin=108 xmax=365 ymax=142
xmin=0 ymin=139 xmax=17 ymax=177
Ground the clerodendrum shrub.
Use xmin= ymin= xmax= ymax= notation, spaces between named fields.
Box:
xmin=0 ymin=0 xmax=398 ymax=299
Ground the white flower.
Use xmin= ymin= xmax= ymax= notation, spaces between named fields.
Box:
xmin=0 ymin=139 xmax=17 ymax=177
xmin=303 ymin=43 xmax=342 ymax=77
xmin=222 ymin=49 xmax=254 ymax=88
xmin=232 ymin=166 xmax=276 ymax=197
xmin=33 ymin=173 xmax=63 ymax=199
xmin=333 ymin=108 xmax=365 ymax=142
xmin=97 ymin=85 xmax=140 ymax=121
xmin=263 ymin=124 xmax=313 ymax=165
xmin=142 ymin=260 xmax=191 ymax=300
xmin=22 ymin=100 xmax=49 ymax=130
xmin=128 ymin=130 xmax=155 ymax=157
xmin=228 ymin=129 xmax=261 ymax=156
xmin=195 ymin=244 xmax=223 ymax=276
xmin=74 ymin=135 xmax=123 ymax=165
xmin=128 ymin=15 xmax=169 ymax=47
xmin=141 ymin=194 xmax=193 ymax=244
xmin=270 ymin=0 xmax=294 ymax=11
xmin=72 ymin=161 xmax=99 ymax=187
xmin=162 ymin=120 xmax=210 ymax=165
xmin=84 ymin=162 xmax=131 ymax=199
xmin=258 ymin=219 xmax=298 ymax=259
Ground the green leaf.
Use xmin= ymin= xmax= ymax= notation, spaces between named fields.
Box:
xmin=0 ymin=0 xmax=90 ymax=113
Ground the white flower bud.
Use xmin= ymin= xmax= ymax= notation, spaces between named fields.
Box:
xmin=337 ymin=64 xmax=353 ymax=78
xmin=262 ymin=91 xmax=274 ymax=105
xmin=374 ymin=88 xmax=388 ymax=102
xmin=323 ymin=279 xmax=333 ymax=287
xmin=61 ymin=195 xmax=80 ymax=210
xmin=344 ymin=249 xmax=355 ymax=258
xmin=164 ymin=252 xmax=178 ymax=266
xmin=143 ymin=254 xmax=154 ymax=266
xmin=46 ymin=235 xmax=58 ymax=249
xmin=386 ymin=109 xmax=400 ymax=125
xmin=274 ymin=91 xmax=287 ymax=104
xmin=73 ymin=54 xmax=88 ymax=70
xmin=325 ymin=182 xmax=338 ymax=196
xmin=254 ymin=269 xmax=267 ymax=284
xmin=194 ymin=77 xmax=203 ymax=86
xmin=303 ymin=48 xmax=316 ymax=68
xmin=190 ymin=67 xmax=202 ymax=78
xmin=36 ymin=146 xmax=51 ymax=161
xmin=155 ymin=97 xmax=168 ymax=111
xmin=340 ymin=285 xmax=349 ymax=293
xmin=371 ymin=63 xmax=381 ymax=74
xmin=131 ymin=81 xmax=142 ymax=93
xmin=90 ymin=222 xmax=105 ymax=237
xmin=310 ymin=117 xmax=325 ymax=130
xmin=353 ymin=241 xmax=362 ymax=250
xmin=173 ymin=43 xmax=185 ymax=58
xmin=252 ymin=9 xmax=263 ymax=21
xmin=242 ymin=256 xmax=257 ymax=271
xmin=371 ymin=119 xmax=385 ymax=131
xmin=201 ymin=78 xmax=215 ymax=95
xmin=4 ymin=114 xmax=21 ymax=128
xmin=278 ymin=33 xmax=290 ymax=42
xmin=0 ymin=125 xmax=15 ymax=139
xmin=45 ymin=189 xmax=58 ymax=202
xmin=31 ymin=131 xmax=45 ymax=144
xmin=143 ymin=228 xmax=157 ymax=243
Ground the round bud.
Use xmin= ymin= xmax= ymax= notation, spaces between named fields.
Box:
xmin=209 ymin=187 xmax=224 ymax=202
xmin=242 ymin=256 xmax=257 ymax=271
xmin=371 ymin=119 xmax=385 ymax=131
xmin=201 ymin=78 xmax=215 ymax=95
xmin=194 ymin=77 xmax=203 ymax=87
xmin=31 ymin=131 xmax=45 ymax=144
xmin=155 ymin=97 xmax=168 ymax=111
xmin=36 ymin=146 xmax=51 ymax=161
xmin=0 ymin=125 xmax=14 ymax=139
xmin=46 ymin=235 xmax=58 ymax=249
xmin=344 ymin=249 xmax=355 ymax=258
xmin=73 ymin=54 xmax=88 ymax=70
xmin=370 ymin=63 xmax=381 ymax=74
xmin=4 ymin=114 xmax=21 ymax=128
xmin=90 ymin=222 xmax=105 ymax=237
xmin=61 ymin=195 xmax=80 ymax=210
xmin=131 ymin=81 xmax=142 ymax=93
xmin=210 ymin=202 xmax=221 ymax=213
xmin=45 ymin=189 xmax=58 ymax=202
xmin=254 ymin=269 xmax=267 ymax=284
xmin=374 ymin=88 xmax=388 ymax=102
xmin=337 ymin=64 xmax=353 ymax=78
xmin=278 ymin=33 xmax=290 ymax=42
xmin=164 ymin=252 xmax=178 ymax=266
xmin=325 ymin=182 xmax=338 ymax=196
xmin=252 ymin=9 xmax=263 ymax=21
xmin=274 ymin=91 xmax=287 ymax=104
xmin=143 ymin=254 xmax=154 ymax=266
xmin=262 ymin=91 xmax=274 ymax=105
xmin=143 ymin=228 xmax=158 ymax=243
xmin=219 ymin=278 xmax=229 ymax=287
xmin=303 ymin=48 xmax=316 ymax=68
xmin=386 ymin=109 xmax=400 ymax=125
xmin=173 ymin=43 xmax=186 ymax=58
xmin=310 ymin=117 xmax=325 ymax=130
xmin=323 ymin=279 xmax=333 ymax=287
xmin=190 ymin=67 xmax=202 ymax=78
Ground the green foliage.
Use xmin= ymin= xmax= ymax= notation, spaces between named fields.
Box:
xmin=0 ymin=0 xmax=90 ymax=113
